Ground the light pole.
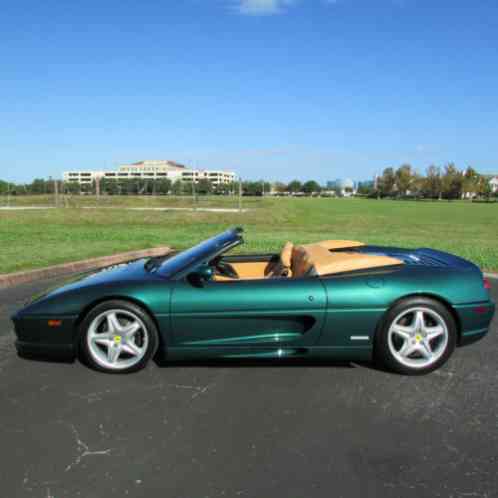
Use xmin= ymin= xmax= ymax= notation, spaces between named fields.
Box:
xmin=238 ymin=177 xmax=242 ymax=213
xmin=54 ymin=177 xmax=59 ymax=207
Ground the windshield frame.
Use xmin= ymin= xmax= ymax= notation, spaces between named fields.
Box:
xmin=155 ymin=228 xmax=244 ymax=279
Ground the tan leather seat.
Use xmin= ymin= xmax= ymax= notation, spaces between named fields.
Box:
xmin=216 ymin=241 xmax=296 ymax=281
xmin=266 ymin=241 xmax=294 ymax=278
xmin=290 ymin=245 xmax=313 ymax=278
xmin=280 ymin=241 xmax=293 ymax=268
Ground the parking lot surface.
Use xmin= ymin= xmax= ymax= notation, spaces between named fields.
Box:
xmin=1 ymin=276 xmax=497 ymax=498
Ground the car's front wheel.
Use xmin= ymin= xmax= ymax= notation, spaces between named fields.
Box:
xmin=80 ymin=300 xmax=159 ymax=374
xmin=375 ymin=297 xmax=457 ymax=375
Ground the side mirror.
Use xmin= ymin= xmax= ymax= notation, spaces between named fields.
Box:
xmin=189 ymin=264 xmax=214 ymax=286
xmin=197 ymin=264 xmax=214 ymax=282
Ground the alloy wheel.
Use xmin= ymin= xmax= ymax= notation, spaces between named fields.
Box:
xmin=86 ymin=309 xmax=149 ymax=370
xmin=387 ymin=306 xmax=449 ymax=369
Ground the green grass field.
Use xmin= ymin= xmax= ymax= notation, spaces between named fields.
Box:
xmin=1 ymin=196 xmax=497 ymax=273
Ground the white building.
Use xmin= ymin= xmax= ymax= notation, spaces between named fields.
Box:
xmin=63 ymin=170 xmax=103 ymax=185
xmin=63 ymin=160 xmax=236 ymax=186
xmin=490 ymin=176 xmax=498 ymax=193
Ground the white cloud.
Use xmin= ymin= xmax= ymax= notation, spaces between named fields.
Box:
xmin=235 ymin=0 xmax=297 ymax=16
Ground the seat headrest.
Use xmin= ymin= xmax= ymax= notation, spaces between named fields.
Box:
xmin=291 ymin=245 xmax=313 ymax=277
xmin=280 ymin=241 xmax=294 ymax=268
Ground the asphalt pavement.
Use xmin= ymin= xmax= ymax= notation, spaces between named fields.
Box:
xmin=1 ymin=276 xmax=497 ymax=498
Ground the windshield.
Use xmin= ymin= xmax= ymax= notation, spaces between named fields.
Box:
xmin=155 ymin=229 xmax=242 ymax=278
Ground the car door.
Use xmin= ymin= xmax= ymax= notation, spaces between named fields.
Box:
xmin=170 ymin=277 xmax=327 ymax=350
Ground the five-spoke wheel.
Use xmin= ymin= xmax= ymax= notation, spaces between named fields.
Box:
xmin=376 ymin=297 xmax=457 ymax=375
xmin=80 ymin=300 xmax=159 ymax=373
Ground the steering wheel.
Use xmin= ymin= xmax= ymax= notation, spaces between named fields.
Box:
xmin=213 ymin=259 xmax=239 ymax=279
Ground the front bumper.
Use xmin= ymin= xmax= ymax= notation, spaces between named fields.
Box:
xmin=11 ymin=313 xmax=78 ymax=360
xmin=15 ymin=340 xmax=76 ymax=359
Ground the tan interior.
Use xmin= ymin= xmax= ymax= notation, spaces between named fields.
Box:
xmin=263 ymin=241 xmax=294 ymax=278
xmin=280 ymin=241 xmax=294 ymax=268
xmin=230 ymin=261 xmax=270 ymax=279
xmin=291 ymin=244 xmax=403 ymax=277
xmin=212 ymin=239 xmax=403 ymax=281
xmin=315 ymin=240 xmax=365 ymax=250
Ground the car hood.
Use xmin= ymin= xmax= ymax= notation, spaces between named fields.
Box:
xmin=27 ymin=258 xmax=165 ymax=305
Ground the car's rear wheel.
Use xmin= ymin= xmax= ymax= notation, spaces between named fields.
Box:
xmin=375 ymin=297 xmax=457 ymax=375
xmin=80 ymin=300 xmax=159 ymax=374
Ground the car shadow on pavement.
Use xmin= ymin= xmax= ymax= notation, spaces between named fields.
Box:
xmin=153 ymin=356 xmax=358 ymax=370
xmin=15 ymin=350 xmax=382 ymax=373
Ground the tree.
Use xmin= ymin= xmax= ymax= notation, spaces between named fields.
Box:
xmin=273 ymin=182 xmax=288 ymax=194
xmin=0 ymin=180 xmax=9 ymax=195
xmin=423 ymin=165 xmax=442 ymax=199
xmin=182 ymin=180 xmax=194 ymax=195
xmin=156 ymin=178 xmax=172 ymax=195
xmin=477 ymin=176 xmax=492 ymax=200
xmin=356 ymin=182 xmax=374 ymax=196
xmin=287 ymin=180 xmax=302 ymax=194
xmin=30 ymin=178 xmax=47 ymax=194
xmin=241 ymin=181 xmax=271 ymax=196
xmin=125 ymin=178 xmax=139 ymax=195
xmin=410 ymin=173 xmax=425 ymax=198
xmin=80 ymin=182 xmax=93 ymax=195
xmin=302 ymin=180 xmax=321 ymax=195
xmin=378 ymin=168 xmax=396 ymax=197
xmin=116 ymin=179 xmax=129 ymax=195
xmin=100 ymin=178 xmax=118 ymax=195
xmin=212 ymin=183 xmax=230 ymax=195
xmin=395 ymin=164 xmax=413 ymax=196
xmin=63 ymin=180 xmax=80 ymax=195
xmin=441 ymin=163 xmax=463 ymax=200
xmin=227 ymin=181 xmax=238 ymax=195
xmin=462 ymin=166 xmax=479 ymax=199
xmin=170 ymin=180 xmax=182 ymax=195
xmin=196 ymin=178 xmax=212 ymax=195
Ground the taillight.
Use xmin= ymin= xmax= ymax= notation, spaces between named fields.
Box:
xmin=483 ymin=278 xmax=491 ymax=290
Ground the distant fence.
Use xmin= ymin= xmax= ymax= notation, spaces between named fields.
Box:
xmin=0 ymin=192 xmax=274 ymax=211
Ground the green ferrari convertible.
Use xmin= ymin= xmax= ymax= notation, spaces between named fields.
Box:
xmin=12 ymin=227 xmax=495 ymax=375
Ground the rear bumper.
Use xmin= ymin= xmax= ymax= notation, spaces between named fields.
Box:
xmin=459 ymin=328 xmax=491 ymax=346
xmin=456 ymin=301 xmax=495 ymax=346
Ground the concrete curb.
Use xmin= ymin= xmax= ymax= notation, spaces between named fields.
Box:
xmin=0 ymin=246 xmax=172 ymax=290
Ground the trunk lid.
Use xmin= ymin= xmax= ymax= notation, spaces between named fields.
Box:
xmin=356 ymin=246 xmax=480 ymax=272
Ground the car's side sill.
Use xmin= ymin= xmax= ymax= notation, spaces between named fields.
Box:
xmin=166 ymin=346 xmax=372 ymax=362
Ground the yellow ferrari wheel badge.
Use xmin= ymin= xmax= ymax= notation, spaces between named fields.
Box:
xmin=415 ymin=334 xmax=422 ymax=342
xmin=114 ymin=336 xmax=122 ymax=344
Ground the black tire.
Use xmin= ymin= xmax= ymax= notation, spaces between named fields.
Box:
xmin=79 ymin=300 xmax=159 ymax=374
xmin=375 ymin=297 xmax=457 ymax=375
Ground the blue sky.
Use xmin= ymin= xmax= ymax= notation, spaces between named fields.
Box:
xmin=1 ymin=0 xmax=498 ymax=183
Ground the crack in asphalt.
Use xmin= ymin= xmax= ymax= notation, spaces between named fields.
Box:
xmin=64 ymin=423 xmax=113 ymax=472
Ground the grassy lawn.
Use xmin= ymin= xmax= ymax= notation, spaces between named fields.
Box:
xmin=1 ymin=196 xmax=497 ymax=273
